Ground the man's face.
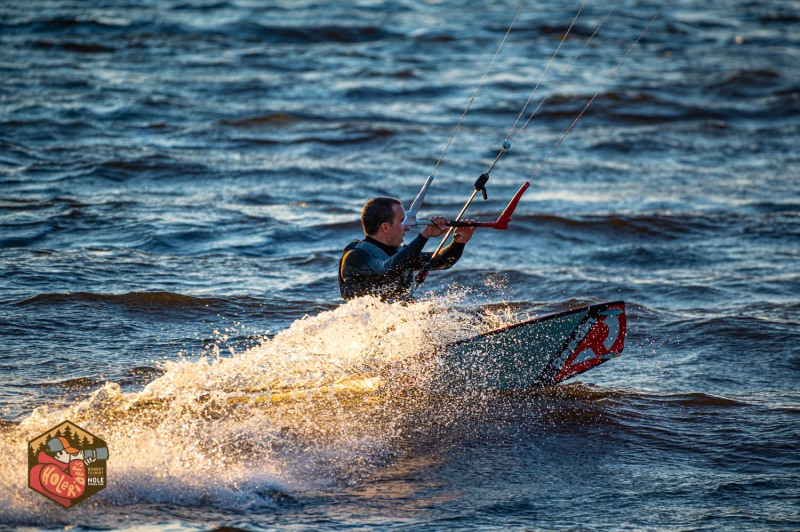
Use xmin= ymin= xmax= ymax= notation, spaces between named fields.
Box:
xmin=383 ymin=203 xmax=410 ymax=247
xmin=54 ymin=450 xmax=70 ymax=463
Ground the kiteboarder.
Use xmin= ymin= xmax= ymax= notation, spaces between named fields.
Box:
xmin=338 ymin=197 xmax=475 ymax=301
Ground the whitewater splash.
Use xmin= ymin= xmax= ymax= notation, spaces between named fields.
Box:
xmin=0 ymin=294 xmax=518 ymax=526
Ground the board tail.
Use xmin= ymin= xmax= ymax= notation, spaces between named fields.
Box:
xmin=536 ymin=302 xmax=626 ymax=386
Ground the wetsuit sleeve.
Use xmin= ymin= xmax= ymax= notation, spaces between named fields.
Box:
xmin=421 ymin=240 xmax=465 ymax=271
xmin=341 ymin=234 xmax=428 ymax=279
xmin=339 ymin=234 xmax=430 ymax=301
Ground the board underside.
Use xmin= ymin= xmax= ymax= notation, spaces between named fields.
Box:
xmin=429 ymin=301 xmax=626 ymax=392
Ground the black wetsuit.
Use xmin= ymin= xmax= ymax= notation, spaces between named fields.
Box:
xmin=338 ymin=234 xmax=465 ymax=301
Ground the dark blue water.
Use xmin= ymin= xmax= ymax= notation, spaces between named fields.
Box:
xmin=1 ymin=0 xmax=799 ymax=529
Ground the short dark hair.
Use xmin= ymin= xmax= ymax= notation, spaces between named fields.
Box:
xmin=361 ymin=197 xmax=401 ymax=235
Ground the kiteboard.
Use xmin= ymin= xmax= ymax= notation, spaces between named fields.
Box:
xmin=427 ymin=301 xmax=626 ymax=392
xmin=124 ymin=302 xmax=626 ymax=414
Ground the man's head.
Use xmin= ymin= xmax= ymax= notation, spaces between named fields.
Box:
xmin=46 ymin=436 xmax=79 ymax=464
xmin=361 ymin=197 xmax=409 ymax=247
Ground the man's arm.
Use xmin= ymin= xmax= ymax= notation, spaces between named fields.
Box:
xmin=420 ymin=219 xmax=475 ymax=271
xmin=421 ymin=240 xmax=465 ymax=271
xmin=341 ymin=235 xmax=428 ymax=280
xmin=39 ymin=459 xmax=87 ymax=499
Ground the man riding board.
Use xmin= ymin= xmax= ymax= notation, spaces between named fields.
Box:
xmin=338 ymin=197 xmax=475 ymax=302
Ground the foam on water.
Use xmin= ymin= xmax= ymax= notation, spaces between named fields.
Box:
xmin=0 ymin=294 xmax=516 ymax=525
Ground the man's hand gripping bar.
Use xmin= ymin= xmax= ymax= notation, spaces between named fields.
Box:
xmin=412 ymin=181 xmax=529 ymax=230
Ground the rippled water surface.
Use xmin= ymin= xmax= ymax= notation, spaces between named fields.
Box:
xmin=1 ymin=0 xmax=798 ymax=530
